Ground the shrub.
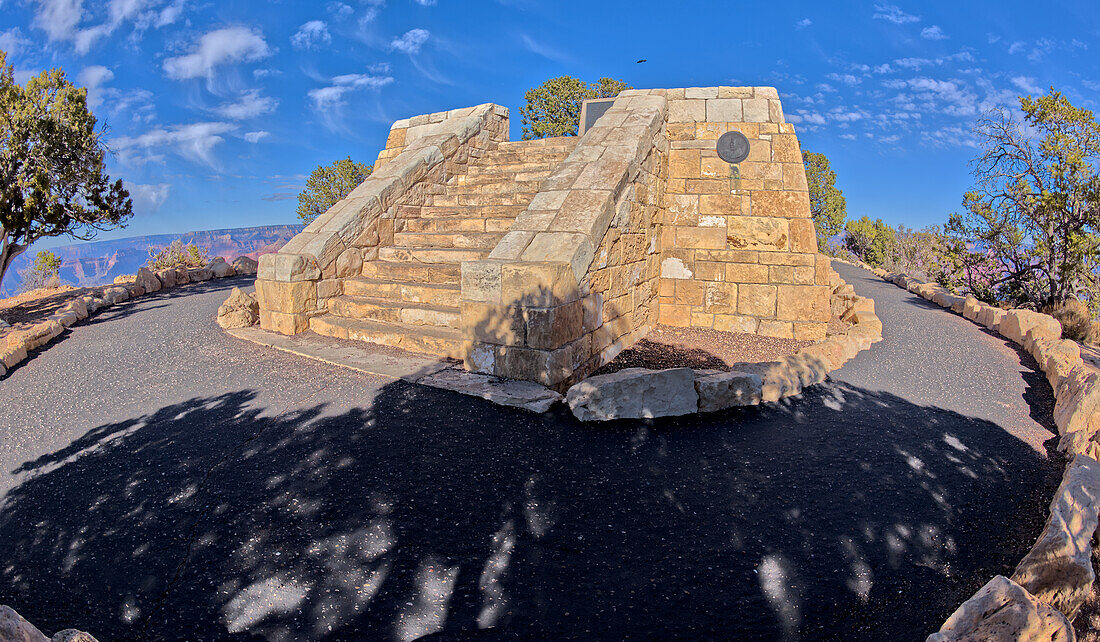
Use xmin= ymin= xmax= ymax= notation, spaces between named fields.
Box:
xmin=1043 ymin=300 xmax=1100 ymax=344
xmin=147 ymin=240 xmax=209 ymax=270
xmin=18 ymin=250 xmax=62 ymax=293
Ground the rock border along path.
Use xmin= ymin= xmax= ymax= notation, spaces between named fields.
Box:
xmin=0 ymin=257 xmax=257 ymax=379
xmin=563 ymin=262 xmax=884 ymax=421
xmin=836 ymin=257 xmax=1100 ymax=640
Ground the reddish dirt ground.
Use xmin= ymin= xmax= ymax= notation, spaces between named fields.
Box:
xmin=0 ymin=285 xmax=113 ymax=341
xmin=593 ymin=324 xmax=820 ymax=374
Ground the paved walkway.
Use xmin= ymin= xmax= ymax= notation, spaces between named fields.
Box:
xmin=0 ymin=266 xmax=1063 ymax=640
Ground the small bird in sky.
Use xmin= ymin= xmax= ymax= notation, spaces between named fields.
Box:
xmin=636 ymin=59 xmax=647 ymax=63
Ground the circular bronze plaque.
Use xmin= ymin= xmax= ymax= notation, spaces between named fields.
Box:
xmin=716 ymin=131 xmax=750 ymax=164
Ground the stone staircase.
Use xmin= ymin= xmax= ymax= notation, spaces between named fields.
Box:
xmin=311 ymin=137 xmax=578 ymax=357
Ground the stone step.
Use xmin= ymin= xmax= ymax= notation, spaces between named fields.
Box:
xmin=465 ymin=162 xmax=560 ymax=177
xmin=444 ymin=182 xmax=543 ymax=196
xmin=483 ymin=149 xmax=575 ymax=164
xmin=418 ymin=204 xmax=525 ymax=218
xmin=310 ymin=315 xmax=463 ymax=359
xmin=330 ymin=295 xmax=460 ymax=329
xmin=378 ymin=246 xmax=489 ymax=264
xmin=497 ymin=138 xmax=577 ymax=151
xmin=400 ymin=217 xmax=515 ymax=233
xmin=429 ymin=192 xmax=535 ymax=207
xmin=393 ymin=231 xmax=504 ymax=249
xmin=459 ymin=171 xmax=551 ymax=186
xmin=361 ymin=260 xmax=460 ymax=284
xmin=344 ymin=276 xmax=461 ymax=307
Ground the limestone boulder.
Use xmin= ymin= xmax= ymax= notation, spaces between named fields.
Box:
xmin=566 ymin=367 xmax=698 ymax=421
xmin=232 ymin=255 xmax=258 ymax=275
xmin=103 ymin=286 xmax=130 ymax=305
xmin=8 ymin=320 xmax=63 ymax=351
xmin=733 ymin=360 xmax=803 ymax=402
xmin=1001 ymin=309 xmax=1062 ymax=346
xmin=134 ymin=266 xmax=161 ymax=293
xmin=962 ymin=296 xmax=982 ymax=321
xmin=0 ymin=605 xmax=48 ymax=642
xmin=175 ymin=267 xmax=190 ymax=284
xmin=61 ymin=297 xmax=87 ymax=320
xmin=1012 ymin=454 xmax=1100 ymax=617
xmin=188 ymin=266 xmax=213 ymax=282
xmin=694 ymin=370 xmax=763 ymax=412
xmin=1055 ymin=366 xmax=1100 ymax=455
xmin=1 ymin=344 xmax=27 ymax=369
xmin=156 ymin=268 xmax=177 ymax=288
xmin=51 ymin=631 xmax=99 ymax=642
xmin=1039 ymin=340 xmax=1083 ymax=390
xmin=976 ymin=305 xmax=1007 ymax=330
xmin=926 ymin=575 xmax=1073 ymax=642
xmin=216 ymin=287 xmax=259 ymax=329
xmin=209 ymin=257 xmax=236 ymax=278
xmin=112 ymin=274 xmax=135 ymax=285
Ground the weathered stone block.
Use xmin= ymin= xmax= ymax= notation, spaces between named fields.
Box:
xmin=255 ymin=279 xmax=317 ymax=315
xmin=695 ymin=370 xmax=763 ymax=412
xmin=726 ymin=217 xmax=789 ymax=251
xmin=259 ymin=309 xmax=310 ymax=335
xmin=738 ymin=284 xmax=777 ymax=317
xmin=1012 ymin=454 xmax=1100 ymax=618
xmin=525 ymin=301 xmax=583 ymax=350
xmin=926 ymin=575 xmax=1073 ymax=642
xmin=566 ymin=367 xmax=698 ymax=421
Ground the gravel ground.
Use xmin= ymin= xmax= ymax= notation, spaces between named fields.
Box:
xmin=593 ymin=324 xmax=814 ymax=374
xmin=0 ymin=266 xmax=1063 ymax=641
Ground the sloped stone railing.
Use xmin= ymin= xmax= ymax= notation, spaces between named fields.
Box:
xmin=563 ymin=263 xmax=883 ymax=420
xmin=255 ymin=103 xmax=509 ymax=335
xmin=460 ymin=90 xmax=669 ymax=389
xmin=835 ymin=259 xmax=1100 ymax=639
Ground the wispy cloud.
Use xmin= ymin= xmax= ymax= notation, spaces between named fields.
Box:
xmin=163 ymin=27 xmax=271 ymax=81
xmin=243 ymin=130 xmax=269 ymax=143
xmin=291 ymin=20 xmax=330 ymax=50
xmin=519 ymin=33 xmax=569 ymax=63
xmin=0 ymin=27 xmax=32 ymax=57
xmin=1010 ymin=76 xmax=1043 ymax=95
xmin=31 ymin=0 xmax=185 ymax=54
xmin=213 ymin=89 xmax=278 ymax=120
xmin=127 ymin=182 xmax=171 ymax=213
xmin=872 ymin=3 xmax=920 ymax=24
xmin=77 ymin=64 xmax=114 ymax=108
xmin=795 ymin=18 xmax=812 ymax=29
xmin=920 ymin=25 xmax=947 ymax=40
xmin=391 ymin=28 xmax=429 ymax=54
xmin=114 ymin=121 xmax=237 ymax=166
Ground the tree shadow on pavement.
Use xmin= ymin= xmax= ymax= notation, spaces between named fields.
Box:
xmin=0 ymin=379 xmax=1062 ymax=641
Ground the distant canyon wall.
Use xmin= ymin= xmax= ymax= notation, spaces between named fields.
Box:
xmin=2 ymin=225 xmax=303 ymax=296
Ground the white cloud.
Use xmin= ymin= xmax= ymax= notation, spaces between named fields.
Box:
xmin=874 ymin=64 xmax=893 ymax=74
xmin=827 ymin=73 xmax=861 ymax=86
xmin=291 ymin=20 xmax=330 ymax=50
xmin=243 ymin=130 xmax=269 ymax=143
xmin=308 ymin=72 xmax=393 ymax=111
xmin=214 ymin=89 xmax=278 ymax=120
xmin=391 ymin=28 xmax=429 ymax=54
xmin=77 ymin=64 xmax=113 ymax=108
xmin=921 ymin=25 xmax=947 ymax=40
xmin=1008 ymin=41 xmax=1025 ymax=55
xmin=795 ymin=18 xmax=811 ymax=29
xmin=0 ymin=28 xmax=32 ymax=57
xmin=872 ymin=3 xmax=919 ymax=24
xmin=369 ymin=62 xmax=391 ymax=73
xmin=31 ymin=0 xmax=183 ymax=54
xmin=1011 ymin=76 xmax=1043 ymax=95
xmin=329 ymin=2 xmax=353 ymax=15
xmin=413 ymin=0 xmax=435 ymax=4
xmin=128 ymin=182 xmax=170 ymax=213
xmin=163 ymin=27 xmax=271 ymax=80
xmin=114 ymin=121 xmax=237 ymax=166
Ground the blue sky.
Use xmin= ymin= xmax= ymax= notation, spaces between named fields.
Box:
xmin=2 ymin=0 xmax=1098 ymax=249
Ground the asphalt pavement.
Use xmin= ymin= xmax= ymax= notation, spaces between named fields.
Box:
xmin=0 ymin=265 xmax=1063 ymax=640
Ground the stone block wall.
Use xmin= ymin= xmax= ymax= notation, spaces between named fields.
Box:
xmin=460 ymin=91 xmax=668 ymax=388
xmin=255 ymin=103 xmax=509 ymax=334
xmin=657 ymin=87 xmax=830 ymax=341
